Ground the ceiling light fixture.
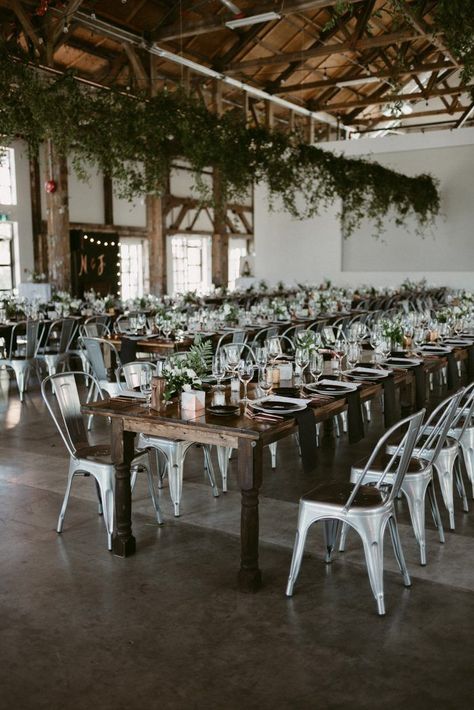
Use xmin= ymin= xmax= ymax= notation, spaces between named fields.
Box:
xmin=336 ymin=76 xmax=380 ymax=88
xmin=226 ymin=11 xmax=281 ymax=29
xmin=219 ymin=0 xmax=242 ymax=14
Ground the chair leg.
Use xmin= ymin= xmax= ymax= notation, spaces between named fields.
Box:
xmin=57 ymin=462 xmax=76 ymax=533
xmin=95 ymin=475 xmax=114 ymax=550
xmin=203 ymin=446 xmax=219 ymax=498
xmin=433 ymin=449 xmax=458 ymax=530
xmin=166 ymin=448 xmax=184 ymax=517
xmin=144 ymin=464 xmax=163 ymax=525
xmin=459 ymin=436 xmax=474 ymax=499
xmin=216 ymin=446 xmax=231 ymax=492
xmin=387 ymin=516 xmax=411 ymax=587
xmin=269 ymin=441 xmax=277 ymax=469
xmin=285 ymin=506 xmax=313 ymax=597
xmin=94 ymin=479 xmax=103 ymax=515
xmin=427 ymin=481 xmax=446 ymax=544
xmin=400 ymin=479 xmax=428 ymax=566
xmin=454 ymin=457 xmax=469 ymax=513
xmin=360 ymin=522 xmax=386 ymax=616
xmin=323 ymin=519 xmax=340 ymax=563
xmin=338 ymin=521 xmax=349 ymax=552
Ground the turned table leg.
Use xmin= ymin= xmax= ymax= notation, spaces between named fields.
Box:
xmin=237 ymin=438 xmax=263 ymax=593
xmin=111 ymin=419 xmax=136 ymax=557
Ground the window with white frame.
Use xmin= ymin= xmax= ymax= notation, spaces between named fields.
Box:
xmin=119 ymin=237 xmax=149 ymax=300
xmin=169 ymin=235 xmax=211 ymax=295
xmin=0 ymin=149 xmax=16 ymax=206
xmin=228 ymin=237 xmax=248 ymax=290
xmin=0 ymin=223 xmax=14 ymax=291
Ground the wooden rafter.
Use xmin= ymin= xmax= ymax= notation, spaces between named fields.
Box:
xmin=51 ymin=0 xmax=84 ymax=47
xmin=10 ymin=0 xmax=43 ymax=54
xmin=152 ymin=0 xmax=364 ymax=42
xmin=226 ymin=30 xmax=423 ymax=72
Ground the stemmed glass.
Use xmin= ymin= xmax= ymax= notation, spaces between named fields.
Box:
xmin=137 ymin=313 xmax=147 ymax=333
xmin=162 ymin=320 xmax=172 ymax=341
xmin=212 ymin=351 xmax=227 ymax=391
xmin=255 ymin=346 xmax=268 ymax=370
xmin=295 ymin=347 xmax=309 ymax=391
xmin=332 ymin=337 xmax=345 ymax=376
xmin=345 ymin=342 xmax=361 ymax=370
xmin=258 ymin=365 xmax=273 ymax=397
xmin=140 ymin=368 xmax=152 ymax=409
xmin=265 ymin=338 xmax=282 ymax=366
xmin=238 ymin=359 xmax=255 ymax=403
xmin=129 ymin=315 xmax=138 ymax=334
xmin=309 ymin=352 xmax=324 ymax=382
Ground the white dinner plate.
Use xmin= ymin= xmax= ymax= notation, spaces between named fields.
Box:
xmin=252 ymin=395 xmax=308 ymax=415
xmin=305 ymin=379 xmax=357 ymax=395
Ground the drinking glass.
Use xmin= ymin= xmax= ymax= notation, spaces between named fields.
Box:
xmin=129 ymin=315 xmax=138 ymax=334
xmin=346 ymin=342 xmax=361 ymax=369
xmin=332 ymin=338 xmax=345 ymax=375
xmin=212 ymin=351 xmax=227 ymax=390
xmin=258 ymin=365 xmax=273 ymax=397
xmin=295 ymin=347 xmax=309 ymax=389
xmin=265 ymin=337 xmax=281 ymax=366
xmin=137 ymin=313 xmax=147 ymax=332
xmin=238 ymin=360 xmax=255 ymax=403
xmin=162 ymin=320 xmax=172 ymax=340
xmin=140 ymin=368 xmax=152 ymax=409
xmin=309 ymin=352 xmax=323 ymax=382
xmin=225 ymin=344 xmax=240 ymax=374
xmin=255 ymin=346 xmax=268 ymax=369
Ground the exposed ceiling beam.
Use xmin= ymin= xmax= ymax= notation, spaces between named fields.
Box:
xmin=123 ymin=43 xmax=150 ymax=90
xmin=351 ymin=0 xmax=376 ymax=46
xmin=455 ymin=102 xmax=474 ymax=129
xmin=10 ymin=0 xmax=43 ymax=54
xmin=322 ymin=83 xmax=474 ymax=114
xmin=51 ymin=0 xmax=84 ymax=47
xmin=275 ymin=60 xmax=454 ymax=94
xmin=396 ymin=0 xmax=459 ymax=67
xmin=226 ymin=30 xmax=425 ymax=72
xmin=152 ymin=0 xmax=364 ymax=42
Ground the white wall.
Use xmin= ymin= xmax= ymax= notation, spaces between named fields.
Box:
xmin=255 ymin=128 xmax=474 ymax=290
xmin=2 ymin=141 xmax=35 ymax=284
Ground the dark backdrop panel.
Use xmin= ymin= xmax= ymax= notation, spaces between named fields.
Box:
xmin=70 ymin=230 xmax=119 ymax=298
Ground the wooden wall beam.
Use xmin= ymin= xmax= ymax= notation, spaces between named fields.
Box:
xmin=44 ymin=141 xmax=70 ymax=290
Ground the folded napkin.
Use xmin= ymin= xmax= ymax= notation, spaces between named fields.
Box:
xmin=294 ymin=408 xmax=317 ymax=473
xmin=120 ymin=337 xmax=137 ymax=365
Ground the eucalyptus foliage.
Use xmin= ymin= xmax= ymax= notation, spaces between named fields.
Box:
xmin=0 ymin=49 xmax=440 ymax=236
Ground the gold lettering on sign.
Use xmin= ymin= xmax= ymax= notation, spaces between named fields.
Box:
xmin=97 ymin=254 xmax=105 ymax=276
xmin=78 ymin=253 xmax=88 ymax=276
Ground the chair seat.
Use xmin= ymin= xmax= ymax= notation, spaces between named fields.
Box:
xmin=75 ymin=444 xmax=112 ymax=464
xmin=388 ymin=432 xmax=458 ymax=453
xmin=302 ymin=481 xmax=383 ymax=508
xmin=354 ymin=453 xmax=428 ymax=475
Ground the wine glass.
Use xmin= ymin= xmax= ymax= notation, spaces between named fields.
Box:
xmin=225 ymin=344 xmax=240 ymax=374
xmin=332 ymin=337 xmax=345 ymax=376
xmin=162 ymin=320 xmax=172 ymax=341
xmin=294 ymin=347 xmax=309 ymax=390
xmin=258 ymin=365 xmax=273 ymax=397
xmin=140 ymin=368 xmax=152 ymax=409
xmin=265 ymin=338 xmax=282 ymax=367
xmin=255 ymin=346 xmax=268 ymax=370
xmin=345 ymin=342 xmax=361 ymax=370
xmin=238 ymin=360 xmax=254 ymax=403
xmin=212 ymin=351 xmax=227 ymax=391
xmin=413 ymin=327 xmax=426 ymax=352
xmin=309 ymin=352 xmax=323 ymax=382
xmin=137 ymin=313 xmax=147 ymax=332
xmin=129 ymin=315 xmax=138 ymax=334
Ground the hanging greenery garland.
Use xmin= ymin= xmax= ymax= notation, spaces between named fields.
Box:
xmin=0 ymin=48 xmax=440 ymax=236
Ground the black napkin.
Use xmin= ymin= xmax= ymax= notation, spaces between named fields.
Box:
xmin=382 ymin=373 xmax=398 ymax=428
xmin=346 ymin=389 xmax=364 ymax=444
xmin=120 ymin=337 xmax=137 ymax=365
xmin=446 ymin=351 xmax=460 ymax=389
xmin=468 ymin=346 xmax=474 ymax=380
xmin=410 ymin=363 xmax=425 ymax=409
xmin=294 ymin=408 xmax=317 ymax=473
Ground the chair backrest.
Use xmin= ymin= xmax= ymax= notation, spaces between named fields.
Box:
xmin=220 ymin=342 xmax=256 ymax=362
xmin=41 ymin=371 xmax=103 ymax=457
xmin=116 ymin=360 xmax=156 ymax=389
xmin=321 ymin=324 xmax=347 ymax=348
xmin=344 ymin=409 xmax=425 ymax=511
xmin=79 ymin=322 xmax=110 ymax=338
xmin=42 ymin=318 xmax=77 ymax=354
xmin=251 ymin=326 xmax=279 ymax=347
xmin=82 ymin=336 xmax=121 ymax=382
xmin=416 ymin=389 xmax=465 ymax=462
xmin=8 ymin=320 xmax=41 ymax=359
xmin=449 ymin=383 xmax=474 ymax=439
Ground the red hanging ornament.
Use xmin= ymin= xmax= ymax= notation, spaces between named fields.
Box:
xmin=36 ymin=1 xmax=50 ymax=17
xmin=45 ymin=179 xmax=57 ymax=194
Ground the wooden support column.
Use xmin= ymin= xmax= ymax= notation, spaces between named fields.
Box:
xmin=44 ymin=141 xmax=70 ymax=290
xmin=103 ymin=174 xmax=114 ymax=225
xmin=29 ymin=153 xmax=47 ymax=275
xmin=306 ymin=116 xmax=315 ymax=144
xmin=212 ymin=169 xmax=229 ymax=288
xmin=147 ymin=55 xmax=168 ymax=294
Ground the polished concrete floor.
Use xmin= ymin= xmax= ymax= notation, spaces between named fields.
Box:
xmin=1 ymin=370 xmax=474 ymax=710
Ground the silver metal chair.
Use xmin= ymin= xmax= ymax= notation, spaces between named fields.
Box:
xmin=286 ymin=409 xmax=425 ymax=616
xmin=345 ymin=391 xmax=464 ymax=565
xmin=37 ymin=317 xmax=77 ymax=377
xmin=387 ymin=389 xmax=467 ymax=530
xmin=81 ymin=336 xmax=122 ymax=398
xmin=0 ymin=320 xmax=41 ymax=402
xmin=41 ymin=371 xmax=162 ymax=551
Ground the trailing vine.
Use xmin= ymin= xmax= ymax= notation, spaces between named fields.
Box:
xmin=0 ymin=48 xmax=440 ymax=236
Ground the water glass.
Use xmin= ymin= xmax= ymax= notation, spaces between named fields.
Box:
xmin=238 ymin=360 xmax=254 ymax=403
xmin=140 ymin=368 xmax=152 ymax=409
xmin=212 ymin=351 xmax=227 ymax=390
xmin=309 ymin=352 xmax=323 ymax=382
xmin=258 ymin=366 xmax=273 ymax=396
xmin=255 ymin=346 xmax=268 ymax=369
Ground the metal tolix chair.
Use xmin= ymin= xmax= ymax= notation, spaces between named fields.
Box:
xmin=37 ymin=317 xmax=77 ymax=377
xmin=0 ymin=319 xmax=42 ymax=401
xmin=344 ymin=390 xmax=464 ymax=566
xmin=386 ymin=388 xmax=468 ymax=530
xmin=41 ymin=371 xmax=162 ymax=551
xmin=286 ymin=409 xmax=425 ymax=616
